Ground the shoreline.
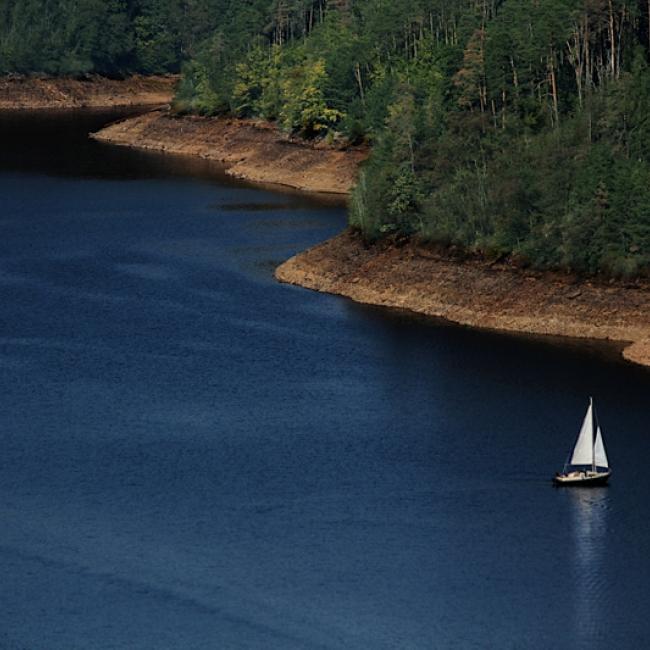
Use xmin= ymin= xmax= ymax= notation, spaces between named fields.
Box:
xmin=90 ymin=110 xmax=368 ymax=195
xmin=0 ymin=75 xmax=177 ymax=109
xmin=82 ymin=105 xmax=650 ymax=366
xmin=276 ymin=230 xmax=650 ymax=369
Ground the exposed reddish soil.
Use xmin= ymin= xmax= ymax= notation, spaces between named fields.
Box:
xmin=91 ymin=110 xmax=368 ymax=194
xmin=276 ymin=230 xmax=650 ymax=368
xmin=0 ymin=75 xmax=177 ymax=109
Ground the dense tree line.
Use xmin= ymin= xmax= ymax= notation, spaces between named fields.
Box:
xmin=180 ymin=0 xmax=650 ymax=277
xmin=4 ymin=0 xmax=650 ymax=276
xmin=0 ymin=0 xmax=231 ymax=75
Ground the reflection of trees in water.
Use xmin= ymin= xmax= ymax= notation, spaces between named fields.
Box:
xmin=570 ymin=488 xmax=609 ymax=643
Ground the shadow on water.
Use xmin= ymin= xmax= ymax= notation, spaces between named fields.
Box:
xmin=0 ymin=108 xmax=346 ymax=208
xmin=344 ymin=300 xmax=650 ymax=392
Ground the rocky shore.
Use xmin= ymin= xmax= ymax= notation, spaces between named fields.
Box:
xmin=91 ymin=110 xmax=368 ymax=194
xmin=276 ymin=230 xmax=650 ymax=368
xmin=0 ymin=75 xmax=177 ymax=109
xmin=88 ymin=106 xmax=650 ymax=367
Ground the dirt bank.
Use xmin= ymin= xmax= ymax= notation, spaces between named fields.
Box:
xmin=91 ymin=107 xmax=650 ymax=365
xmin=91 ymin=110 xmax=368 ymax=194
xmin=0 ymin=75 xmax=177 ymax=109
xmin=276 ymin=230 xmax=650 ymax=368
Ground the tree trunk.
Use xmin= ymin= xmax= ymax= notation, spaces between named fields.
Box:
xmin=549 ymin=53 xmax=559 ymax=127
xmin=608 ymin=0 xmax=616 ymax=78
xmin=354 ymin=62 xmax=365 ymax=105
xmin=567 ymin=25 xmax=583 ymax=107
xmin=584 ymin=17 xmax=591 ymax=93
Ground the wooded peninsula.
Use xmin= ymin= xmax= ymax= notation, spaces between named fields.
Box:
xmin=2 ymin=0 xmax=650 ymax=362
xmin=3 ymin=0 xmax=650 ymax=277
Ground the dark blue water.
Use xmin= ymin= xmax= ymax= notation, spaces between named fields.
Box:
xmin=1 ymin=110 xmax=650 ymax=650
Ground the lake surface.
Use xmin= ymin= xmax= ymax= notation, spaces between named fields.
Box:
xmin=1 ymin=109 xmax=650 ymax=650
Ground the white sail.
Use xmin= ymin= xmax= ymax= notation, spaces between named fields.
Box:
xmin=594 ymin=426 xmax=608 ymax=468
xmin=570 ymin=401 xmax=594 ymax=466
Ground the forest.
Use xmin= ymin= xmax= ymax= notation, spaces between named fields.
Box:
xmin=3 ymin=0 xmax=650 ymax=276
xmin=0 ymin=0 xmax=230 ymax=75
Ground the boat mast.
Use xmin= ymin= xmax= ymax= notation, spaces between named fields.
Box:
xmin=591 ymin=396 xmax=596 ymax=473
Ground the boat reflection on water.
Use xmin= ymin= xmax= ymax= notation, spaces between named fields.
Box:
xmin=569 ymin=488 xmax=610 ymax=643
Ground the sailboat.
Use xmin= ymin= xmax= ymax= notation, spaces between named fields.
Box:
xmin=553 ymin=398 xmax=611 ymax=486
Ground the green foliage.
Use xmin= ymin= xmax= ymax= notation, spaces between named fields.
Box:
xmin=347 ymin=0 xmax=650 ymax=276
xmin=0 ymin=0 xmax=228 ymax=76
xmin=173 ymin=0 xmax=650 ymax=276
xmin=133 ymin=1 xmax=182 ymax=74
xmin=5 ymin=0 xmax=650 ymax=276
xmin=279 ymin=58 xmax=343 ymax=134
xmin=232 ymin=46 xmax=284 ymax=118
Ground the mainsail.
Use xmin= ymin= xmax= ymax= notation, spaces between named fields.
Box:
xmin=567 ymin=399 xmax=609 ymax=470
xmin=570 ymin=400 xmax=595 ymax=466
